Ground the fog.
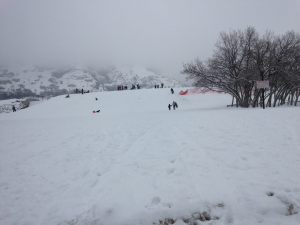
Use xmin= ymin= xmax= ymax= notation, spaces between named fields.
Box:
xmin=0 ymin=0 xmax=299 ymax=83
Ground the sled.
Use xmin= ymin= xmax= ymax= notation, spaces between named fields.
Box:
xmin=179 ymin=90 xmax=188 ymax=95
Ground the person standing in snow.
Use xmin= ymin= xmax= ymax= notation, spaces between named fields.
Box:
xmin=168 ymin=104 xmax=171 ymax=110
xmin=12 ymin=105 xmax=16 ymax=112
xmin=172 ymin=101 xmax=178 ymax=110
xmin=82 ymin=89 xmax=83 ymax=94
xmin=171 ymin=88 xmax=174 ymax=94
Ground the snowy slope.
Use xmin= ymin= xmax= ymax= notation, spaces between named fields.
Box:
xmin=0 ymin=66 xmax=185 ymax=96
xmin=0 ymin=89 xmax=300 ymax=225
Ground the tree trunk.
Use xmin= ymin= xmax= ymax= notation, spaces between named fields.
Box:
xmin=295 ymin=92 xmax=299 ymax=106
xmin=268 ymin=92 xmax=272 ymax=107
xmin=290 ymin=91 xmax=295 ymax=105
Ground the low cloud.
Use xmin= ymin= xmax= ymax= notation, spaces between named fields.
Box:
xmin=1 ymin=0 xmax=299 ymax=83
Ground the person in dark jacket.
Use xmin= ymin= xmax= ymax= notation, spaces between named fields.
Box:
xmin=168 ymin=104 xmax=172 ymax=110
xmin=82 ymin=89 xmax=83 ymax=94
xmin=172 ymin=101 xmax=178 ymax=110
xmin=65 ymin=94 xmax=70 ymax=98
xmin=12 ymin=105 xmax=16 ymax=112
xmin=171 ymin=88 xmax=174 ymax=94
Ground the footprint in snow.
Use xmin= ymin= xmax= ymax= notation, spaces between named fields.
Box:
xmin=162 ymin=202 xmax=173 ymax=208
xmin=151 ymin=197 xmax=161 ymax=205
xmin=167 ymin=168 xmax=175 ymax=174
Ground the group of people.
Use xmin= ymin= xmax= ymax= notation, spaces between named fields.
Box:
xmin=117 ymin=85 xmax=127 ymax=90
xmin=74 ymin=88 xmax=89 ymax=94
xmin=168 ymin=101 xmax=178 ymax=110
xmin=118 ymin=84 xmax=141 ymax=90
xmin=130 ymin=84 xmax=141 ymax=90
xmin=154 ymin=83 xmax=164 ymax=89
xmin=74 ymin=88 xmax=83 ymax=94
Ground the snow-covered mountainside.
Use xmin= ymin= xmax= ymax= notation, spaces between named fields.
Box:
xmin=0 ymin=65 xmax=185 ymax=97
xmin=0 ymin=89 xmax=300 ymax=225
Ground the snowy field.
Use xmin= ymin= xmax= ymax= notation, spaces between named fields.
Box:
xmin=0 ymin=88 xmax=300 ymax=225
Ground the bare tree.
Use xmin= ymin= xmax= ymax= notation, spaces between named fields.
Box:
xmin=182 ymin=27 xmax=300 ymax=108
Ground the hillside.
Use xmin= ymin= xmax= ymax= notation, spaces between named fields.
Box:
xmin=0 ymin=89 xmax=300 ymax=225
xmin=0 ymin=65 xmax=185 ymax=98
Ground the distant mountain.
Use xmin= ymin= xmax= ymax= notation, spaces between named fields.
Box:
xmin=0 ymin=65 xmax=185 ymax=98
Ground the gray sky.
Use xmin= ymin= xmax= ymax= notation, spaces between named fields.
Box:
xmin=0 ymin=0 xmax=300 ymax=83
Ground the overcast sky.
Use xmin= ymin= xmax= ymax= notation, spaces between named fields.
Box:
xmin=0 ymin=0 xmax=299 ymax=83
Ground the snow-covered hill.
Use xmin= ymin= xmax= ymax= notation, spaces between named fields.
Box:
xmin=0 ymin=65 xmax=185 ymax=97
xmin=0 ymin=89 xmax=300 ymax=225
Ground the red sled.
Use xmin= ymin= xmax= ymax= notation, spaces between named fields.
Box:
xmin=179 ymin=90 xmax=188 ymax=95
